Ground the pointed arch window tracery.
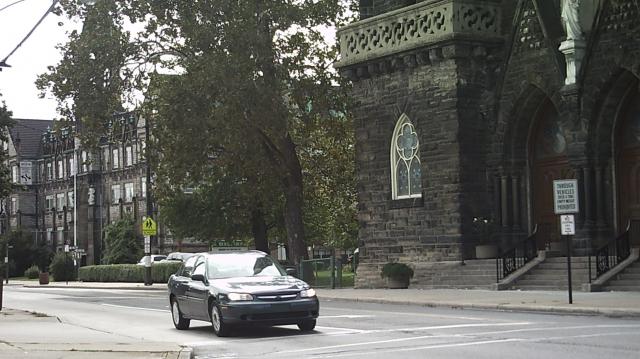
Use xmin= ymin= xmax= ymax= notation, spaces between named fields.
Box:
xmin=391 ymin=114 xmax=422 ymax=200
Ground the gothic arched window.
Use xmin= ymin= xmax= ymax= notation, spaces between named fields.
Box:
xmin=391 ymin=114 xmax=422 ymax=199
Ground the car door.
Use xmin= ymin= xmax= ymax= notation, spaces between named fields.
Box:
xmin=185 ymin=255 xmax=209 ymax=320
xmin=172 ymin=256 xmax=196 ymax=317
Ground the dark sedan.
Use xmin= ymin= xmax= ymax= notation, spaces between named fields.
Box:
xmin=168 ymin=251 xmax=319 ymax=337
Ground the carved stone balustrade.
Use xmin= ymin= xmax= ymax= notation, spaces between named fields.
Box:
xmin=335 ymin=0 xmax=502 ymax=69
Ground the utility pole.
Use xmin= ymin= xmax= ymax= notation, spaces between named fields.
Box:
xmin=144 ymin=116 xmax=153 ymax=286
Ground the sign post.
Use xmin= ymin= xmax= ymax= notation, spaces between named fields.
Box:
xmin=142 ymin=217 xmax=157 ymax=286
xmin=553 ymin=179 xmax=580 ymax=304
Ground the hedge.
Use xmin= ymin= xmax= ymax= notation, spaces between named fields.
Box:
xmin=78 ymin=262 xmax=182 ymax=283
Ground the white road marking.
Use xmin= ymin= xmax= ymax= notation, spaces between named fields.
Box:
xmin=309 ymin=338 xmax=525 ymax=358
xmin=279 ymin=322 xmax=531 ymax=354
xmin=320 ymin=315 xmax=374 ymax=319
xmin=321 ymin=306 xmax=491 ymax=321
xmin=100 ymin=303 xmax=170 ymax=312
xmin=478 ymin=323 xmax=640 ymax=336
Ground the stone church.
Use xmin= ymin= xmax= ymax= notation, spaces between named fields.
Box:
xmin=337 ymin=0 xmax=640 ymax=289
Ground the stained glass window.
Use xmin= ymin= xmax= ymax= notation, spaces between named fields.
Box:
xmin=391 ymin=114 xmax=422 ymax=199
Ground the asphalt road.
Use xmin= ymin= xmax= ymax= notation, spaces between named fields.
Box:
xmin=4 ymin=286 xmax=640 ymax=359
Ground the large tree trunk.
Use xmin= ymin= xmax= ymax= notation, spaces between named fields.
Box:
xmin=251 ymin=207 xmax=269 ymax=253
xmin=281 ymin=134 xmax=308 ymax=265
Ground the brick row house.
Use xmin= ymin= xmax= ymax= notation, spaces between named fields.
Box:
xmin=338 ymin=0 xmax=640 ymax=289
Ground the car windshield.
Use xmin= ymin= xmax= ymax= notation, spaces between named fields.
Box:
xmin=206 ymin=254 xmax=286 ymax=279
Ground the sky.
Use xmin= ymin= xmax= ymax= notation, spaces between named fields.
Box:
xmin=0 ymin=1 xmax=339 ymax=121
xmin=0 ymin=0 xmax=81 ymax=120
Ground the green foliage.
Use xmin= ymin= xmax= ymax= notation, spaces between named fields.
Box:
xmin=380 ymin=263 xmax=414 ymax=281
xmin=40 ymin=1 xmax=358 ymax=264
xmin=24 ymin=265 xmax=40 ymax=279
xmin=78 ymin=262 xmax=181 ymax=283
xmin=0 ymin=93 xmax=15 ymax=200
xmin=0 ymin=230 xmax=53 ymax=277
xmin=102 ymin=216 xmax=142 ymax=264
xmin=50 ymin=252 xmax=76 ymax=281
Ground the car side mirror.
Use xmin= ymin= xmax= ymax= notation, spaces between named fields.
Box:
xmin=191 ymin=274 xmax=206 ymax=282
xmin=285 ymin=267 xmax=298 ymax=277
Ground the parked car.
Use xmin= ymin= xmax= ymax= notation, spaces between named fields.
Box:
xmin=162 ymin=252 xmax=195 ymax=262
xmin=168 ymin=250 xmax=319 ymax=337
xmin=137 ymin=255 xmax=167 ymax=266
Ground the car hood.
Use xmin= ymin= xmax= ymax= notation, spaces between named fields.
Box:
xmin=210 ymin=276 xmax=309 ymax=294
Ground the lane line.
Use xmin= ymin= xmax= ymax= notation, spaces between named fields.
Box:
xmin=100 ymin=303 xmax=169 ymax=313
xmin=321 ymin=306 xmax=492 ymax=321
xmin=308 ymin=338 xmax=525 ymax=359
xmin=278 ymin=322 xmax=531 ymax=354
xmin=320 ymin=315 xmax=374 ymax=319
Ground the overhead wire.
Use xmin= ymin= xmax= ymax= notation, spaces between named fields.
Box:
xmin=0 ymin=0 xmax=60 ymax=69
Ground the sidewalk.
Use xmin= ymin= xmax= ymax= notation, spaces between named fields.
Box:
xmin=0 ymin=308 xmax=192 ymax=359
xmin=6 ymin=279 xmax=640 ymax=317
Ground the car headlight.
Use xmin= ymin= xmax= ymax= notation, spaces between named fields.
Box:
xmin=227 ymin=293 xmax=254 ymax=301
xmin=300 ymin=288 xmax=316 ymax=298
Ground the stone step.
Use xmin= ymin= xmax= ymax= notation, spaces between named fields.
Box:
xmin=544 ymin=257 xmax=592 ymax=263
xmin=515 ymin=285 xmax=581 ymax=291
xmin=615 ymin=273 xmax=640 ymax=280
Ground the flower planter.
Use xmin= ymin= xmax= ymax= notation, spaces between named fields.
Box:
xmin=39 ymin=272 xmax=49 ymax=285
xmin=386 ymin=277 xmax=410 ymax=289
xmin=475 ymin=244 xmax=498 ymax=259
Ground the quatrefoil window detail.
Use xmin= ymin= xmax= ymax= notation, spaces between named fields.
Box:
xmin=391 ymin=114 xmax=422 ymax=199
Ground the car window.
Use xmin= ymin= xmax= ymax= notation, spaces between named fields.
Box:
xmin=192 ymin=256 xmax=206 ymax=277
xmin=181 ymin=256 xmax=197 ymax=277
xmin=206 ymin=254 xmax=286 ymax=279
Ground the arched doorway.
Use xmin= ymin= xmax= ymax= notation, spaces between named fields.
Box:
xmin=530 ymin=100 xmax=574 ymax=250
xmin=616 ymin=86 xmax=640 ymax=245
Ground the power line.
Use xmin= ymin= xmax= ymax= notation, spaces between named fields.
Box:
xmin=0 ymin=0 xmax=28 ymax=13
xmin=0 ymin=0 xmax=59 ymax=70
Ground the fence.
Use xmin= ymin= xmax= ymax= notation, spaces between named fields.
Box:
xmin=298 ymin=256 xmax=354 ymax=288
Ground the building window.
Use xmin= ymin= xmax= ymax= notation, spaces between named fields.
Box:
xmin=12 ymin=165 xmax=18 ymax=183
xmin=56 ymin=193 xmax=66 ymax=211
xmin=103 ymin=147 xmax=110 ymax=170
xmin=112 ymin=148 xmax=120 ymax=169
xmin=140 ymin=178 xmax=147 ymax=198
xmin=125 ymin=182 xmax=134 ymax=202
xmin=69 ymin=157 xmax=75 ymax=177
xmin=11 ymin=197 xmax=18 ymax=214
xmin=390 ymin=113 xmax=422 ymax=199
xmin=81 ymin=151 xmax=88 ymax=172
xmin=46 ymin=228 xmax=53 ymax=245
xmin=56 ymin=227 xmax=64 ymax=246
xmin=139 ymin=140 xmax=146 ymax=161
xmin=46 ymin=195 xmax=54 ymax=211
xmin=67 ymin=191 xmax=74 ymax=208
xmin=111 ymin=184 xmax=122 ymax=204
xmin=47 ymin=162 xmax=53 ymax=180
xmin=57 ymin=159 xmax=64 ymax=179
xmin=125 ymin=145 xmax=133 ymax=167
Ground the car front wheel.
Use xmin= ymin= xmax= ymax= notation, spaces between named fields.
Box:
xmin=171 ymin=298 xmax=190 ymax=330
xmin=298 ymin=319 xmax=316 ymax=332
xmin=210 ymin=302 xmax=232 ymax=337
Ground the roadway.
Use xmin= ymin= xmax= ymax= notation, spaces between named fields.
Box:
xmin=3 ymin=286 xmax=640 ymax=359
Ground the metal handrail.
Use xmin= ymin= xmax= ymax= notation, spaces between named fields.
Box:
xmin=496 ymin=225 xmax=539 ymax=282
xmin=589 ymin=221 xmax=631 ymax=282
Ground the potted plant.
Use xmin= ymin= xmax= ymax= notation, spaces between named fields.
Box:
xmin=473 ymin=217 xmax=498 ymax=259
xmin=380 ymin=262 xmax=414 ymax=289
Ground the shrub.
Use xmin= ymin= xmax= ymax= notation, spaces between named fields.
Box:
xmin=380 ymin=262 xmax=414 ymax=281
xmin=78 ymin=262 xmax=181 ymax=283
xmin=50 ymin=252 xmax=76 ymax=281
xmin=102 ymin=216 xmax=142 ymax=264
xmin=24 ymin=265 xmax=40 ymax=279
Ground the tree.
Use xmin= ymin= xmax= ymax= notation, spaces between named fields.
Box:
xmin=0 ymin=93 xmax=15 ymax=202
xmin=102 ymin=216 xmax=141 ymax=264
xmin=39 ymin=1 xmax=356 ymax=264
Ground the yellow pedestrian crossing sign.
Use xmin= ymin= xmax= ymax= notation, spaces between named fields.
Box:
xmin=142 ymin=217 xmax=157 ymax=236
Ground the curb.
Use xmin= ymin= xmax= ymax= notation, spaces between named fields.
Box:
xmin=318 ymin=296 xmax=640 ymax=318
xmin=178 ymin=346 xmax=194 ymax=359
xmin=20 ymin=284 xmax=167 ymax=291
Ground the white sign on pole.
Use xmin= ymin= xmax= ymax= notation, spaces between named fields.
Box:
xmin=144 ymin=236 xmax=151 ymax=254
xmin=64 ymin=244 xmax=69 ymax=252
xmin=561 ymin=214 xmax=576 ymax=235
xmin=19 ymin=161 xmax=32 ymax=185
xmin=553 ymin=179 xmax=580 ymax=214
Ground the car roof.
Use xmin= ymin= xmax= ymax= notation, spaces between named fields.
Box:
xmin=200 ymin=250 xmax=267 ymax=257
